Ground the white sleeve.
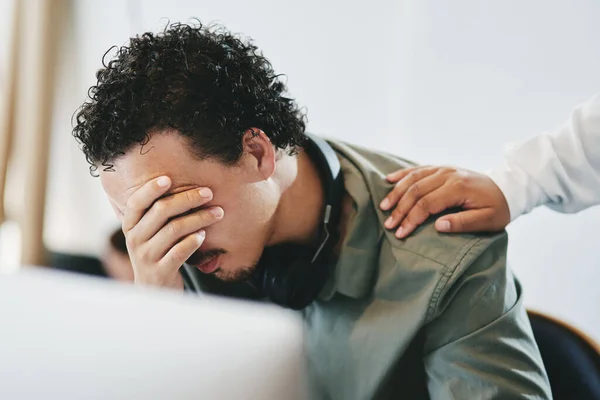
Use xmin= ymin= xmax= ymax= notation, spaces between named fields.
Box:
xmin=487 ymin=94 xmax=600 ymax=221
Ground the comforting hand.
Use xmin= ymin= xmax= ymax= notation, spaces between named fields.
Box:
xmin=379 ymin=166 xmax=510 ymax=238
xmin=118 ymin=176 xmax=224 ymax=289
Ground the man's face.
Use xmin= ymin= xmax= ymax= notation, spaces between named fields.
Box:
xmin=100 ymin=131 xmax=280 ymax=282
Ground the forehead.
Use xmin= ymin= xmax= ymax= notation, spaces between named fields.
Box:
xmin=99 ymin=132 xmax=219 ymax=207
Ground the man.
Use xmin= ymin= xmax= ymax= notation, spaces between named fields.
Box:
xmin=73 ymin=22 xmax=551 ymax=399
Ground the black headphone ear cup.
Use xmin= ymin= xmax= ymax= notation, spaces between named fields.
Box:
xmin=253 ymin=243 xmax=333 ymax=310
xmin=273 ymin=258 xmax=315 ymax=309
xmin=254 ymin=244 xmax=305 ymax=308
xmin=264 ymin=261 xmax=294 ymax=307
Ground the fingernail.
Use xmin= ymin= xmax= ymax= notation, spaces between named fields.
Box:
xmin=156 ymin=176 xmax=170 ymax=187
xmin=196 ymin=230 xmax=206 ymax=243
xmin=437 ymin=220 xmax=451 ymax=232
xmin=385 ymin=216 xmax=394 ymax=228
xmin=210 ymin=207 xmax=224 ymax=218
xmin=395 ymin=227 xmax=404 ymax=238
xmin=199 ymin=188 xmax=212 ymax=198
xmin=380 ymin=198 xmax=390 ymax=209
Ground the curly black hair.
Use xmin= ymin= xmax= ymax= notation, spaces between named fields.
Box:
xmin=72 ymin=21 xmax=307 ymax=175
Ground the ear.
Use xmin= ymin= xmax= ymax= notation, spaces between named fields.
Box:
xmin=242 ymin=128 xmax=276 ymax=179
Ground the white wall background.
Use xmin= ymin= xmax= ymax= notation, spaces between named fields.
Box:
xmin=41 ymin=0 xmax=600 ymax=338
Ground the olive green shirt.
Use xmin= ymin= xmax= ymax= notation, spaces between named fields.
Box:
xmin=303 ymin=139 xmax=551 ymax=399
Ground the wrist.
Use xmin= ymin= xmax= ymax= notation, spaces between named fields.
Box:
xmin=486 ymin=162 xmax=542 ymax=222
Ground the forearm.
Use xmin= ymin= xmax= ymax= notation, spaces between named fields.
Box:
xmin=488 ymin=94 xmax=600 ymax=220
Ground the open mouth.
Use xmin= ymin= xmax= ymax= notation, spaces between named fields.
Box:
xmin=186 ymin=250 xmax=222 ymax=274
xmin=195 ymin=254 xmax=221 ymax=274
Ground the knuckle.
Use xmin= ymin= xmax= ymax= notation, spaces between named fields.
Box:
xmin=152 ymin=200 xmax=166 ymax=215
xmin=125 ymin=232 xmax=139 ymax=247
xmin=126 ymin=198 xmax=139 ymax=212
xmin=406 ymin=211 xmax=424 ymax=225
xmin=405 ymin=214 xmax=418 ymax=225
xmin=461 ymin=174 xmax=472 ymax=186
xmin=188 ymin=210 xmax=212 ymax=229
xmin=416 ymin=198 xmax=430 ymax=212
xmin=137 ymin=246 xmax=152 ymax=263
xmin=192 ymin=211 xmax=208 ymax=225
xmin=428 ymin=199 xmax=445 ymax=214
xmin=170 ymin=248 xmax=187 ymax=264
xmin=404 ymin=212 xmax=419 ymax=226
xmin=407 ymin=171 xmax=420 ymax=181
xmin=452 ymin=178 xmax=466 ymax=190
xmin=185 ymin=190 xmax=196 ymax=205
xmin=407 ymin=183 xmax=420 ymax=199
xmin=166 ymin=219 xmax=180 ymax=236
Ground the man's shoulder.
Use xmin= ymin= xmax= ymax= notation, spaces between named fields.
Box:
xmin=386 ymin=214 xmax=508 ymax=274
xmin=318 ymin=136 xmax=509 ymax=313
xmin=325 ymin=137 xmax=417 ymax=174
xmin=376 ymin=216 xmax=509 ymax=323
xmin=322 ymin=136 xmax=507 ymax=272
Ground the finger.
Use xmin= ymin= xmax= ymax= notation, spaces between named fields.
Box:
xmin=385 ymin=167 xmax=417 ymax=183
xmin=393 ymin=186 xmax=462 ymax=238
xmin=160 ymin=230 xmax=206 ymax=270
xmin=130 ymin=187 xmax=213 ymax=244
xmin=383 ymin=170 xmax=445 ymax=228
xmin=145 ymin=206 xmax=224 ymax=261
xmin=435 ymin=208 xmax=498 ymax=233
xmin=380 ymin=167 xmax=438 ymax=211
xmin=122 ymin=176 xmax=171 ymax=232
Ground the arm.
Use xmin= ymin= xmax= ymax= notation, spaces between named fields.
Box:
xmin=380 ymin=93 xmax=600 ymax=237
xmin=423 ymin=233 xmax=551 ymax=399
xmin=489 ymin=94 xmax=600 ymax=219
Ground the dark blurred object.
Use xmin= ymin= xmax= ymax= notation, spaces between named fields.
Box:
xmin=109 ymin=227 xmax=127 ymax=253
xmin=100 ymin=228 xmax=133 ymax=281
xmin=50 ymin=228 xmax=133 ymax=281
xmin=49 ymin=251 xmax=107 ymax=277
xmin=529 ymin=310 xmax=600 ymax=400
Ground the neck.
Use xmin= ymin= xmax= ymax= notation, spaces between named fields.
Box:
xmin=267 ymin=148 xmax=325 ymax=247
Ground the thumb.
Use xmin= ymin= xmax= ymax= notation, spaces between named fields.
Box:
xmin=435 ymin=209 xmax=497 ymax=233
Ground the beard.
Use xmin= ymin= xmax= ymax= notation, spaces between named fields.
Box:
xmin=214 ymin=260 xmax=258 ymax=283
xmin=187 ymin=247 xmax=262 ymax=284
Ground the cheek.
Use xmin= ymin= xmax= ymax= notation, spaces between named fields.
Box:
xmin=208 ymin=184 xmax=277 ymax=247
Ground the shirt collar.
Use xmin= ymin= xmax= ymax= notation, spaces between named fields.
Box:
xmin=319 ymin=151 xmax=387 ymax=301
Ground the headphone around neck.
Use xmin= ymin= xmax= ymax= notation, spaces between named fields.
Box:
xmin=250 ymin=134 xmax=345 ymax=310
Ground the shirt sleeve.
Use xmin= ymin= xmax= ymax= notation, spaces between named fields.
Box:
xmin=423 ymin=233 xmax=552 ymax=399
xmin=487 ymin=94 xmax=600 ymax=220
